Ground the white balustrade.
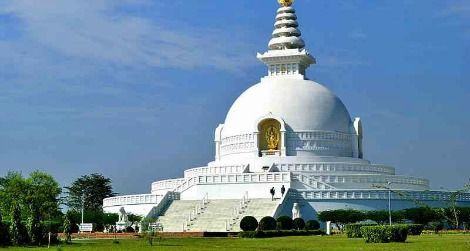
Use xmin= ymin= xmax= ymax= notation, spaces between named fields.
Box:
xmin=103 ymin=194 xmax=160 ymax=207
xmin=174 ymin=172 xmax=290 ymax=194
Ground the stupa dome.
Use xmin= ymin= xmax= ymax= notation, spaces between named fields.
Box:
xmin=222 ymin=78 xmax=353 ymax=138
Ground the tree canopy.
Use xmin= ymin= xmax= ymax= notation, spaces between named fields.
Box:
xmin=65 ymin=173 xmax=116 ymax=211
xmin=0 ymin=171 xmax=61 ymax=221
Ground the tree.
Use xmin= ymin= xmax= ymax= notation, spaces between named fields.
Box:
xmin=9 ymin=203 xmax=28 ymax=246
xmin=317 ymin=209 xmax=365 ymax=231
xmin=0 ymin=172 xmax=28 ymax=216
xmin=65 ymin=173 xmax=116 ymax=211
xmin=365 ymin=210 xmax=389 ymax=224
xmin=0 ymin=171 xmax=61 ymax=223
xmin=63 ymin=214 xmax=72 ymax=244
xmin=127 ymin=214 xmax=142 ymax=229
xmin=25 ymin=171 xmax=62 ymax=221
xmin=0 ymin=210 xmax=9 ymax=246
xmin=26 ymin=207 xmax=42 ymax=246
xmin=402 ymin=207 xmax=439 ymax=225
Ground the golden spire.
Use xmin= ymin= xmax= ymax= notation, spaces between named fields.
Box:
xmin=278 ymin=0 xmax=294 ymax=7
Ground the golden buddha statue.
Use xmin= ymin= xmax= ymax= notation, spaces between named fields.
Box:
xmin=265 ymin=125 xmax=280 ymax=150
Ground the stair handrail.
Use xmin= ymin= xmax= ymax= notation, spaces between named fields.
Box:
xmin=145 ymin=191 xmax=180 ymax=219
xmin=226 ymin=192 xmax=250 ymax=231
xmin=182 ymin=193 xmax=210 ymax=232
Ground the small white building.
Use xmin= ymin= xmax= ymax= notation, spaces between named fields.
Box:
xmin=104 ymin=0 xmax=470 ymax=232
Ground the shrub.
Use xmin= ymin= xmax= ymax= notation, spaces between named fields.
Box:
xmin=258 ymin=217 xmax=277 ymax=231
xmin=276 ymin=216 xmax=294 ymax=230
xmin=429 ymin=221 xmax=444 ymax=234
xmin=305 ymin=220 xmax=320 ymax=230
xmin=360 ymin=225 xmax=408 ymax=243
xmin=240 ymin=216 xmax=258 ymax=231
xmin=238 ymin=230 xmax=324 ymax=238
xmin=293 ymin=218 xmax=305 ymax=230
xmin=407 ymin=224 xmax=424 ymax=235
xmin=345 ymin=223 xmax=377 ymax=238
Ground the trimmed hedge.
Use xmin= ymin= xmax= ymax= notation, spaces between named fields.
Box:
xmin=238 ymin=230 xmax=325 ymax=238
xmin=276 ymin=216 xmax=294 ymax=230
xmin=407 ymin=224 xmax=424 ymax=236
xmin=240 ymin=216 xmax=258 ymax=231
xmin=305 ymin=220 xmax=320 ymax=230
xmin=293 ymin=218 xmax=305 ymax=230
xmin=360 ymin=225 xmax=409 ymax=243
xmin=345 ymin=223 xmax=377 ymax=238
xmin=258 ymin=217 xmax=277 ymax=231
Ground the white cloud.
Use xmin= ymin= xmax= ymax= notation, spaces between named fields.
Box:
xmin=0 ymin=0 xmax=255 ymax=73
xmin=440 ymin=1 xmax=470 ymax=18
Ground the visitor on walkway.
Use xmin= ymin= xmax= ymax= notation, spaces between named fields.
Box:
xmin=281 ymin=185 xmax=286 ymax=197
xmin=270 ymin=187 xmax=275 ymax=201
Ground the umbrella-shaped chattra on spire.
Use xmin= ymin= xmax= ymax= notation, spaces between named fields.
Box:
xmin=269 ymin=1 xmax=304 ymax=50
xmin=257 ymin=0 xmax=315 ymax=79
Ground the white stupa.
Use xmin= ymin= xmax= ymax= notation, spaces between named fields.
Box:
xmin=104 ymin=0 xmax=470 ymax=232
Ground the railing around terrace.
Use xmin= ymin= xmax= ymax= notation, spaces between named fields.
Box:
xmin=293 ymin=174 xmax=336 ymax=190
xmin=174 ymin=172 xmax=291 ymax=194
xmin=184 ymin=164 xmax=248 ymax=178
xmin=294 ymin=190 xmax=470 ymax=201
xmin=311 ymin=175 xmax=429 ymax=187
xmin=151 ymin=178 xmax=185 ymax=193
xmin=276 ymin=163 xmax=395 ymax=175
xmin=103 ymin=194 xmax=160 ymax=208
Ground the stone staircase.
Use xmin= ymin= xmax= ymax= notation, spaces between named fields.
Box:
xmin=229 ymin=198 xmax=279 ymax=232
xmin=156 ymin=200 xmax=201 ymax=232
xmin=156 ymin=198 xmax=279 ymax=232
xmin=186 ymin=199 xmax=240 ymax=232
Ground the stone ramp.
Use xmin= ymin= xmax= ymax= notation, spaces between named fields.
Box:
xmin=157 ymin=198 xmax=279 ymax=232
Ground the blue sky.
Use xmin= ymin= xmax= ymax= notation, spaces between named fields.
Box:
xmin=0 ymin=0 xmax=469 ymax=194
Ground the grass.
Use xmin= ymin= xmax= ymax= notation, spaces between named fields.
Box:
xmin=4 ymin=234 xmax=470 ymax=251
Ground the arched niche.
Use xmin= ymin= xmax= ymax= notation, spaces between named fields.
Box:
xmin=254 ymin=114 xmax=286 ymax=157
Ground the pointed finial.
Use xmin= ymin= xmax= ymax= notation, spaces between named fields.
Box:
xmin=278 ymin=0 xmax=294 ymax=7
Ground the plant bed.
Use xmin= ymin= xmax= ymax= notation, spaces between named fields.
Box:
xmin=345 ymin=223 xmax=377 ymax=238
xmin=360 ymin=225 xmax=409 ymax=243
xmin=238 ymin=230 xmax=325 ymax=238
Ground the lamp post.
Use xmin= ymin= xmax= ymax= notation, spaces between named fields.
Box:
xmin=387 ymin=181 xmax=392 ymax=226
xmin=81 ymin=193 xmax=85 ymax=225
xmin=372 ymin=182 xmax=393 ymax=226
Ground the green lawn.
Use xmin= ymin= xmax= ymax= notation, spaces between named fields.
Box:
xmin=4 ymin=234 xmax=470 ymax=251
